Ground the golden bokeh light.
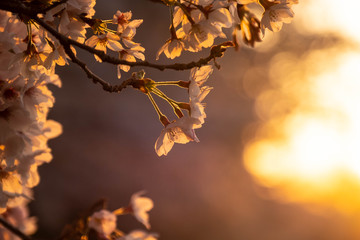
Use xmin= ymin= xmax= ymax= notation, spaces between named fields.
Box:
xmin=243 ymin=0 xmax=360 ymax=215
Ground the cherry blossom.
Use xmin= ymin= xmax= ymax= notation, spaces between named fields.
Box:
xmin=129 ymin=191 xmax=154 ymax=229
xmin=260 ymin=1 xmax=296 ymax=34
xmin=156 ymin=38 xmax=185 ymax=60
xmin=88 ymin=209 xmax=117 ymax=239
xmin=113 ymin=11 xmax=143 ymax=35
xmin=155 ymin=117 xmax=201 ymax=156
xmin=85 ymin=33 xmax=123 ymax=62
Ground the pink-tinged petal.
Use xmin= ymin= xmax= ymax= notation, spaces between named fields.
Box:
xmin=190 ymin=65 xmax=213 ymax=84
xmin=120 ymin=64 xmax=130 ymax=72
xmin=155 ymin=129 xmax=174 ymax=156
xmin=173 ymin=7 xmax=183 ymax=28
xmin=156 ymin=41 xmax=169 ymax=60
xmin=85 ymin=35 xmax=99 ymax=47
xmin=2 ymin=174 xmax=23 ymax=196
xmin=210 ymin=8 xmax=233 ymax=28
xmin=124 ymin=54 xmax=136 ymax=62
xmin=106 ymin=33 xmax=120 ymax=41
xmin=130 ymin=191 xmax=154 ymax=229
xmin=128 ymin=19 xmax=143 ymax=28
xmin=169 ymin=126 xmax=193 ymax=144
xmin=132 ymin=51 xmax=145 ymax=61
xmin=43 ymin=120 xmax=62 ymax=139
xmin=270 ymin=21 xmax=283 ymax=32
xmin=123 ymin=11 xmax=132 ymax=20
xmin=197 ymin=86 xmax=213 ymax=102
xmin=122 ymin=38 xmax=138 ymax=48
xmin=107 ymin=40 xmax=123 ymax=51
xmin=88 ymin=210 xmax=117 ymax=239
xmin=189 ymin=81 xmax=201 ymax=99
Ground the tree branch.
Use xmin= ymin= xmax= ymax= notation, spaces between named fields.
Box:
xmin=60 ymin=40 xmax=137 ymax=93
xmin=0 ymin=217 xmax=33 ymax=240
xmin=32 ymin=16 xmax=225 ymax=71
xmin=0 ymin=0 xmax=231 ymax=93
xmin=1 ymin=1 xmax=228 ymax=71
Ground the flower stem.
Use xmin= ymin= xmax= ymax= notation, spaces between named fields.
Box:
xmin=155 ymin=81 xmax=181 ymax=85
xmin=147 ymin=93 xmax=170 ymax=126
xmin=152 ymin=88 xmax=184 ymax=118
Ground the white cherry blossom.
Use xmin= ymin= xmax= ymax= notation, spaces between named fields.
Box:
xmin=113 ymin=11 xmax=143 ymax=34
xmin=85 ymin=33 xmax=123 ymax=62
xmin=260 ymin=2 xmax=295 ymax=34
xmin=129 ymin=191 xmax=154 ymax=229
xmin=88 ymin=209 xmax=117 ymax=239
xmin=155 ymin=117 xmax=201 ymax=156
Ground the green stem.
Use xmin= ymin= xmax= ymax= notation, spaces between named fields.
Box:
xmin=147 ymin=92 xmax=165 ymax=119
xmin=155 ymin=81 xmax=181 ymax=85
xmin=152 ymin=88 xmax=179 ymax=104
xmin=152 ymin=88 xmax=184 ymax=117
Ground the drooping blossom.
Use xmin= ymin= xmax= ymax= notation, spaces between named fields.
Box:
xmin=188 ymin=65 xmax=213 ymax=124
xmin=156 ymin=38 xmax=185 ymax=60
xmin=260 ymin=0 xmax=298 ymax=34
xmin=155 ymin=116 xmax=201 ymax=156
xmin=129 ymin=191 xmax=154 ymax=229
xmin=88 ymin=210 xmax=117 ymax=239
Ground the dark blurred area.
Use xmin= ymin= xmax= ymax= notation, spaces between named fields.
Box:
xmin=29 ymin=1 xmax=360 ymax=240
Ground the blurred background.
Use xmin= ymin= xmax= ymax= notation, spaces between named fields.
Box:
xmin=30 ymin=0 xmax=360 ymax=239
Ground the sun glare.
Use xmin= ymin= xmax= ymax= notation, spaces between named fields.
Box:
xmin=243 ymin=0 xmax=360 ymax=214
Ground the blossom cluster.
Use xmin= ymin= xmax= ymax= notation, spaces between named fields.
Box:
xmin=0 ymin=9 xmax=64 ymax=239
xmin=84 ymin=10 xmax=144 ymax=79
xmin=156 ymin=0 xmax=298 ymax=58
xmin=154 ymin=65 xmax=213 ymax=156
xmin=0 ymin=0 xmax=100 ymax=237
xmin=87 ymin=191 xmax=157 ymax=240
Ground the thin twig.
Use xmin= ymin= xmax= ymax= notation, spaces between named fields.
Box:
xmin=0 ymin=217 xmax=33 ymax=240
xmin=61 ymin=42 xmax=136 ymax=93
xmin=33 ymin=16 xmax=224 ymax=71
xmin=0 ymin=0 xmax=231 ymax=93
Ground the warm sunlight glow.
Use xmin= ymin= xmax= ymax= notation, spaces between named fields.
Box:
xmin=244 ymin=48 xmax=360 ymax=214
xmin=296 ymin=0 xmax=360 ymax=43
xmin=243 ymin=0 xmax=360 ymax=215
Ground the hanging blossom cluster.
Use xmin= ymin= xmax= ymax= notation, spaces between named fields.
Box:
xmin=156 ymin=0 xmax=298 ymax=58
xmin=0 ymin=0 xmax=156 ymax=239
xmin=0 ymin=0 xmax=299 ymax=238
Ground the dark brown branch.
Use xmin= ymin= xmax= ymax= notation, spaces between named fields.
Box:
xmin=0 ymin=0 xmax=232 ymax=93
xmin=59 ymin=34 xmax=138 ymax=93
xmin=33 ymin=16 xmax=225 ymax=71
xmin=0 ymin=217 xmax=33 ymax=240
